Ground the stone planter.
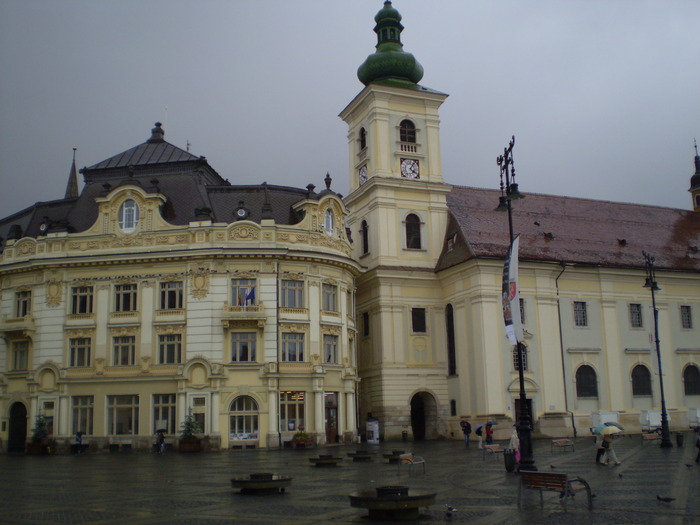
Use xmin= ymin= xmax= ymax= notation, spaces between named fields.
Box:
xmin=179 ymin=439 xmax=202 ymax=452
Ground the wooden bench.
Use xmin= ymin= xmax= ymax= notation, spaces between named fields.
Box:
xmin=642 ymin=433 xmax=661 ymax=444
xmin=397 ymin=453 xmax=425 ymax=475
xmin=551 ymin=439 xmax=575 ymax=453
xmin=482 ymin=444 xmax=504 ymax=460
xmin=518 ymin=471 xmax=593 ymax=511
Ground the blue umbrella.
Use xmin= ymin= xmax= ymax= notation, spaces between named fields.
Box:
xmin=487 ymin=421 xmax=499 ymax=426
xmin=592 ymin=424 xmax=607 ymax=435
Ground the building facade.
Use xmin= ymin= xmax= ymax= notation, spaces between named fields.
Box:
xmin=1 ymin=1 xmax=699 ymax=452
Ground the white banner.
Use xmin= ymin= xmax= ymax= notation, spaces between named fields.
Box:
xmin=502 ymin=235 xmax=523 ymax=345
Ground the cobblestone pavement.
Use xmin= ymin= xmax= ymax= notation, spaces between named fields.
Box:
xmin=1 ymin=433 xmax=698 ymax=524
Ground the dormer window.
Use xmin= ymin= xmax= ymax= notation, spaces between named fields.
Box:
xmin=324 ymin=209 xmax=334 ymax=236
xmin=118 ymin=199 xmax=139 ymax=233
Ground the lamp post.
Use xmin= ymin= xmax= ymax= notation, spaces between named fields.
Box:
xmin=643 ymin=252 xmax=673 ymax=448
xmin=496 ymin=136 xmax=536 ymax=471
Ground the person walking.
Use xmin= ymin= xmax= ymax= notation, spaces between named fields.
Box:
xmin=509 ymin=426 xmax=521 ymax=463
xmin=475 ymin=425 xmax=483 ymax=449
xmin=595 ymin=433 xmax=606 ymax=464
xmin=156 ymin=430 xmax=165 ymax=454
xmin=459 ymin=420 xmax=471 ymax=448
xmin=485 ymin=423 xmax=494 ymax=445
xmin=601 ymin=434 xmax=621 ymax=465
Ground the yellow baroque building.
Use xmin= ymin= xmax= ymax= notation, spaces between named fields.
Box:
xmin=2 ymin=2 xmax=700 ymax=452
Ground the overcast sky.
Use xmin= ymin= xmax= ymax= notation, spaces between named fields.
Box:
xmin=1 ymin=0 xmax=698 ymax=218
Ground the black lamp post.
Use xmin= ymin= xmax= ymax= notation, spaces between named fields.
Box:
xmin=496 ymin=136 xmax=536 ymax=471
xmin=642 ymin=252 xmax=673 ymax=448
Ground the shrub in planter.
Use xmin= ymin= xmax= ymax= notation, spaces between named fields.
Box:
xmin=27 ymin=415 xmax=52 ymax=455
xmin=292 ymin=431 xmax=313 ymax=448
xmin=179 ymin=414 xmax=203 ymax=452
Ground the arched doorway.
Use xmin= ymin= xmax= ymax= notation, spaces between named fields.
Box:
xmin=8 ymin=402 xmax=27 ymax=452
xmin=410 ymin=392 xmax=438 ymax=440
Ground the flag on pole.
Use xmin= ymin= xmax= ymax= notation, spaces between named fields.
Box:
xmin=245 ymin=287 xmax=255 ymax=306
xmin=502 ymin=234 xmax=523 ymax=345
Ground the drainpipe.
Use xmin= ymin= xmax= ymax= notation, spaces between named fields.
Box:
xmin=555 ymin=262 xmax=577 ymax=437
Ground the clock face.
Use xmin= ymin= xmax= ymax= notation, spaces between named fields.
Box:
xmin=400 ymin=158 xmax=420 ymax=179
xmin=359 ymin=165 xmax=368 ymax=184
xmin=236 ymin=208 xmax=248 ymax=218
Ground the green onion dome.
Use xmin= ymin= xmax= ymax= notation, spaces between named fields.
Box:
xmin=357 ymin=1 xmax=424 ymax=86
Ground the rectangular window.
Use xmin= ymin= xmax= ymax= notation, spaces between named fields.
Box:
xmin=69 ymin=337 xmax=91 ymax=367
xmin=159 ymin=281 xmax=183 ymax=310
xmin=411 ymin=308 xmax=427 ymax=333
xmin=629 ymin=303 xmax=643 ymax=328
xmin=513 ymin=346 xmax=528 ymax=371
xmin=72 ymin=396 xmax=94 ymax=435
xmin=279 ymin=391 xmax=305 ymax=432
xmin=323 ymin=334 xmax=338 ymax=364
xmin=107 ymin=395 xmax=139 ymax=435
xmin=231 ymin=279 xmax=256 ymax=306
xmin=71 ymin=286 xmax=94 ymax=314
xmin=114 ymin=283 xmax=137 ymax=312
xmin=153 ymin=394 xmax=176 ymax=434
xmin=158 ymin=334 xmax=182 ymax=364
xmin=12 ymin=340 xmax=28 ymax=370
xmin=281 ymin=332 xmax=305 ymax=362
xmin=681 ymin=305 xmax=693 ymax=329
xmin=113 ymin=336 xmax=136 ymax=366
xmin=192 ymin=396 xmax=207 ymax=432
xmin=280 ymin=280 xmax=304 ymax=308
xmin=573 ymin=301 xmax=588 ymax=327
xmin=15 ymin=290 xmax=31 ymax=317
xmin=231 ymin=332 xmax=256 ymax=362
xmin=362 ymin=311 xmax=370 ymax=337
xmin=322 ymin=284 xmax=338 ymax=312
xmin=519 ymin=298 xmax=526 ymax=324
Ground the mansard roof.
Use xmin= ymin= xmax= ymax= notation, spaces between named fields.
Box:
xmin=439 ymin=185 xmax=700 ymax=273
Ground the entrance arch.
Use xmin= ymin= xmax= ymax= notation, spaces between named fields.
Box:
xmin=8 ymin=402 xmax=28 ymax=452
xmin=410 ymin=392 xmax=438 ymax=440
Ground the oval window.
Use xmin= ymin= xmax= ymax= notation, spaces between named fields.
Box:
xmin=324 ymin=209 xmax=334 ymax=236
xmin=118 ymin=199 xmax=140 ymax=233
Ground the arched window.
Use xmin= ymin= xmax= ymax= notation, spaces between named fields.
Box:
xmin=118 ymin=199 xmax=139 ymax=233
xmin=399 ymin=119 xmax=416 ymax=143
xmin=446 ymin=304 xmax=456 ymax=375
xmin=229 ymin=396 xmax=259 ymax=440
xmin=405 ymin=213 xmax=421 ymax=249
xmin=575 ymin=365 xmax=598 ymax=398
xmin=359 ymin=127 xmax=366 ymax=150
xmin=631 ymin=364 xmax=652 ymax=396
xmin=324 ymin=209 xmax=334 ymax=236
xmin=360 ymin=220 xmax=369 ymax=254
xmin=684 ymin=364 xmax=700 ymax=395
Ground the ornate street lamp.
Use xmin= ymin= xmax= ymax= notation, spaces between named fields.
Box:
xmin=496 ymin=136 xmax=536 ymax=471
xmin=643 ymin=252 xmax=673 ymax=448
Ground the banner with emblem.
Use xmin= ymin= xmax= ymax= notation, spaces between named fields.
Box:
xmin=502 ymin=234 xmax=523 ymax=345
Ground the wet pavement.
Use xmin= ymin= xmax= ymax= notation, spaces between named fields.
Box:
xmin=1 ymin=433 xmax=698 ymax=524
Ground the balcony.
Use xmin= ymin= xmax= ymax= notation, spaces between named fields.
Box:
xmin=0 ymin=314 xmax=35 ymax=335
xmin=221 ymin=302 xmax=266 ymax=329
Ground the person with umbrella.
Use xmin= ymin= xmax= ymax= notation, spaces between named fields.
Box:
xmin=156 ymin=429 xmax=166 ymax=454
xmin=595 ymin=423 xmax=622 ymax=466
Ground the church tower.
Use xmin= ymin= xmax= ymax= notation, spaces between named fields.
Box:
xmin=689 ymin=140 xmax=700 ymax=212
xmin=341 ymin=1 xmax=452 ymax=440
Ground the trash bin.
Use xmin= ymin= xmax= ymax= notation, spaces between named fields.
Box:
xmin=402 ymin=431 xmax=408 ymax=442
xmin=676 ymin=432 xmax=684 ymax=447
xmin=504 ymin=448 xmax=516 ymax=472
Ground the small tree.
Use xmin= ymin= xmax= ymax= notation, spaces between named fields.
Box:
xmin=31 ymin=415 xmax=48 ymax=443
xmin=179 ymin=414 xmax=202 ymax=441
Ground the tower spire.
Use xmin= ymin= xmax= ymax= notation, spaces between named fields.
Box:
xmin=64 ymin=147 xmax=79 ymax=199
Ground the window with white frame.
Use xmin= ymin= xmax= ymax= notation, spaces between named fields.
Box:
xmin=118 ymin=199 xmax=139 ymax=233
xmin=279 ymin=391 xmax=305 ymax=431
xmin=71 ymin=286 xmax=94 ymax=314
xmin=629 ymin=303 xmax=643 ymax=328
xmin=573 ymin=301 xmax=588 ymax=327
xmin=324 ymin=209 xmax=334 ymax=236
xmin=159 ymin=281 xmax=183 ymax=310
xmin=231 ymin=332 xmax=256 ymax=362
xmin=113 ymin=336 xmax=136 ymax=366
xmin=280 ymin=280 xmax=304 ymax=308
xmin=281 ymin=332 xmax=304 ymax=362
xmin=107 ymin=395 xmax=139 ymax=435
xmin=229 ymin=396 xmax=259 ymax=440
xmin=153 ymin=394 xmax=177 ymax=434
xmin=114 ymin=283 xmax=137 ymax=312
xmin=158 ymin=334 xmax=182 ymax=364
xmin=11 ymin=340 xmax=28 ymax=370
xmin=512 ymin=345 xmax=528 ymax=371
xmin=680 ymin=305 xmax=693 ymax=329
xmin=72 ymin=396 xmax=94 ymax=435
xmin=231 ymin=278 xmax=256 ymax=306
xmin=323 ymin=334 xmax=339 ymax=364
xmin=322 ymin=283 xmax=338 ymax=312
xmin=69 ymin=337 xmax=91 ymax=367
xmin=15 ymin=290 xmax=31 ymax=317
